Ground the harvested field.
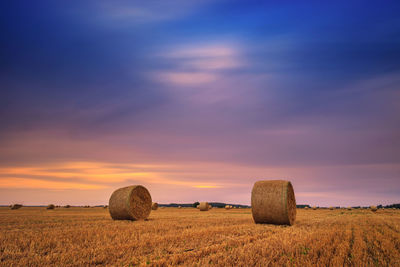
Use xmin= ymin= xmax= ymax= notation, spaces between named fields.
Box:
xmin=0 ymin=207 xmax=399 ymax=266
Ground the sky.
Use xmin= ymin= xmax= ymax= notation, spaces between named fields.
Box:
xmin=1 ymin=1 xmax=400 ymax=207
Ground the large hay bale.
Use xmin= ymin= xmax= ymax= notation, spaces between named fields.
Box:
xmin=11 ymin=204 xmax=22 ymax=210
xmin=152 ymin=202 xmax=158 ymax=210
xmin=199 ymin=202 xmax=209 ymax=211
xmin=47 ymin=204 xmax=55 ymax=210
xmin=109 ymin=185 xmax=152 ymax=220
xmin=251 ymin=180 xmax=296 ymax=225
xmin=370 ymin=206 xmax=377 ymax=212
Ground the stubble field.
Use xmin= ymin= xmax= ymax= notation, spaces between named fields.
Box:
xmin=0 ymin=207 xmax=399 ymax=266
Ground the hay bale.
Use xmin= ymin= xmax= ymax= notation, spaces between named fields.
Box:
xmin=225 ymin=205 xmax=230 ymax=210
xmin=11 ymin=204 xmax=22 ymax=210
xmin=329 ymin=207 xmax=334 ymax=210
xmin=199 ymin=202 xmax=209 ymax=211
xmin=152 ymin=202 xmax=158 ymax=210
xmin=370 ymin=206 xmax=377 ymax=212
xmin=46 ymin=204 xmax=55 ymax=210
xmin=251 ymin=180 xmax=296 ymax=226
xmin=304 ymin=206 xmax=309 ymax=210
xmin=312 ymin=206 xmax=317 ymax=210
xmin=178 ymin=206 xmax=182 ymax=209
xmin=109 ymin=185 xmax=152 ymax=220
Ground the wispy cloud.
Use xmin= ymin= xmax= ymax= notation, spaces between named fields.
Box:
xmin=154 ymin=43 xmax=245 ymax=86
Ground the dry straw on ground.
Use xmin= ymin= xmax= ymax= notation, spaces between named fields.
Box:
xmin=199 ymin=202 xmax=209 ymax=211
xmin=152 ymin=202 xmax=158 ymax=210
xmin=251 ymin=180 xmax=296 ymax=225
xmin=109 ymin=185 xmax=152 ymax=220
xmin=47 ymin=204 xmax=55 ymax=210
xmin=370 ymin=206 xmax=378 ymax=212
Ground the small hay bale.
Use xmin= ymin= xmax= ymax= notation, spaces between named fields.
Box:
xmin=304 ymin=206 xmax=309 ymax=210
xmin=46 ymin=204 xmax=55 ymax=210
xmin=152 ymin=202 xmax=158 ymax=210
xmin=225 ymin=205 xmax=230 ymax=210
xmin=196 ymin=205 xmax=200 ymax=209
xmin=178 ymin=206 xmax=182 ymax=209
xmin=251 ymin=180 xmax=296 ymax=226
xmin=11 ymin=204 xmax=22 ymax=210
xmin=109 ymin=185 xmax=152 ymax=220
xmin=312 ymin=206 xmax=317 ymax=210
xmin=199 ymin=202 xmax=209 ymax=211
xmin=370 ymin=206 xmax=377 ymax=212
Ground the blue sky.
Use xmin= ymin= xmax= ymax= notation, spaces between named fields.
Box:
xmin=1 ymin=1 xmax=399 ymax=206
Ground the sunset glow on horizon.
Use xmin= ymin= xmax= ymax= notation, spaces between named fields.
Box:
xmin=1 ymin=1 xmax=399 ymax=207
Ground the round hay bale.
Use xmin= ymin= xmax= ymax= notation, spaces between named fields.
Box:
xmin=109 ymin=185 xmax=152 ymax=220
xmin=312 ymin=206 xmax=317 ymax=210
xmin=11 ymin=204 xmax=22 ymax=210
xmin=152 ymin=202 xmax=158 ymax=210
xmin=199 ymin=202 xmax=209 ymax=211
xmin=46 ymin=204 xmax=55 ymax=210
xmin=196 ymin=205 xmax=200 ymax=209
xmin=178 ymin=206 xmax=182 ymax=209
xmin=251 ymin=180 xmax=296 ymax=226
xmin=225 ymin=205 xmax=230 ymax=210
xmin=370 ymin=206 xmax=377 ymax=212
xmin=304 ymin=206 xmax=309 ymax=210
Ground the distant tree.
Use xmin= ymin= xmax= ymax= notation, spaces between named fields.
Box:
xmin=193 ymin=202 xmax=200 ymax=208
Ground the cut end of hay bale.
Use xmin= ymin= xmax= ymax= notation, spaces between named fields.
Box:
xmin=10 ymin=204 xmax=23 ymax=210
xmin=109 ymin=185 xmax=152 ymax=221
xmin=251 ymin=180 xmax=296 ymax=226
xmin=47 ymin=204 xmax=55 ymax=210
xmin=199 ymin=202 xmax=209 ymax=211
xmin=152 ymin=202 xmax=158 ymax=210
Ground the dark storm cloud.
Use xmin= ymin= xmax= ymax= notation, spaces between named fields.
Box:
xmin=1 ymin=1 xmax=399 ymax=205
